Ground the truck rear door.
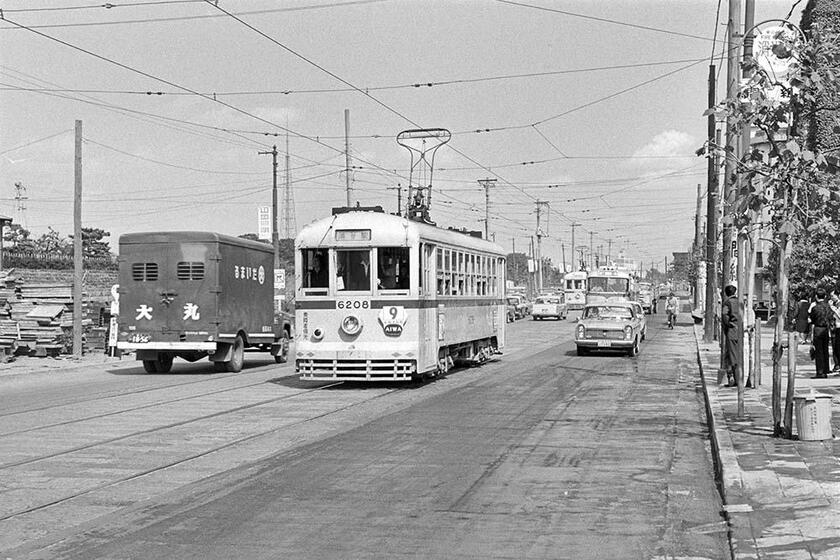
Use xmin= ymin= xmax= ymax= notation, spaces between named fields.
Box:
xmin=121 ymin=241 xmax=217 ymax=340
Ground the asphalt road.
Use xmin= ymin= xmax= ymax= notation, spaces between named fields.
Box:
xmin=0 ymin=312 xmax=729 ymax=560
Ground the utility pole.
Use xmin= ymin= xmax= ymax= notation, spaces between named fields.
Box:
xmin=607 ymin=238 xmax=612 ymax=264
xmin=694 ymin=183 xmax=704 ymax=309
xmin=512 ymin=238 xmax=517 ymax=286
xmin=705 ymin=114 xmax=721 ymax=344
xmin=73 ymin=120 xmax=83 ymax=359
xmin=283 ymin=132 xmax=296 ymax=239
xmin=13 ymin=182 xmax=27 ymax=229
xmin=387 ymin=184 xmax=403 ymax=216
xmin=535 ymin=201 xmax=548 ymax=293
xmin=258 ymin=145 xmax=280 ymax=269
xmin=344 ymin=108 xmax=352 ymax=206
xmin=741 ymin=0 xmax=757 ymax=392
xmin=589 ymin=231 xmax=595 ymax=271
xmin=722 ymin=0 xmax=742 ymax=291
xmin=479 ymin=178 xmax=497 ymax=240
xmin=570 ymin=222 xmax=581 ymax=271
xmin=561 ymin=243 xmax=567 ymax=273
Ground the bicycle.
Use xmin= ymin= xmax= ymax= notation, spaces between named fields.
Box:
xmin=667 ymin=309 xmax=677 ymax=329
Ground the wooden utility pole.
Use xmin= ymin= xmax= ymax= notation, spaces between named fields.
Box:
xmin=73 ymin=120 xmax=83 ymax=358
xmin=258 ymin=145 xmax=280 ymax=270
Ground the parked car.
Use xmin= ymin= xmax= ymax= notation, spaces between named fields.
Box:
xmin=506 ymin=294 xmax=529 ymax=319
xmin=532 ymin=296 xmax=567 ymax=320
xmin=506 ymin=297 xmax=518 ymax=322
xmin=628 ymin=301 xmax=647 ymax=340
xmin=574 ymin=302 xmax=643 ymax=357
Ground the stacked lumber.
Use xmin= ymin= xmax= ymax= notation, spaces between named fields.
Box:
xmin=0 ymin=280 xmax=102 ymax=357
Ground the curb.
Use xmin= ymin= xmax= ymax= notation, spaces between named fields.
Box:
xmin=692 ymin=324 xmax=755 ymax=560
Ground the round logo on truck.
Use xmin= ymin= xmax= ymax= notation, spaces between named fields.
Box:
xmin=258 ymin=265 xmax=265 ymax=285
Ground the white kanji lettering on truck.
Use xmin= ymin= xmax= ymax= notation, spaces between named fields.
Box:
xmin=183 ymin=303 xmax=200 ymax=320
xmin=135 ymin=304 xmax=153 ymax=320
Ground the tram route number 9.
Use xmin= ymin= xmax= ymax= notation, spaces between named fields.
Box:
xmin=336 ymin=300 xmax=370 ymax=310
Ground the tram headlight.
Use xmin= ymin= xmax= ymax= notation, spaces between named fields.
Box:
xmin=340 ymin=315 xmax=363 ymax=336
xmin=312 ymin=328 xmax=324 ymax=341
xmin=576 ymin=324 xmax=585 ymax=339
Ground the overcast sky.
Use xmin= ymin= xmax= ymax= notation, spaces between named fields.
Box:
xmin=0 ymin=0 xmax=802 ymax=269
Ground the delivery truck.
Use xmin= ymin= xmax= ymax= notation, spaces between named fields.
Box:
xmin=116 ymin=231 xmax=290 ymax=373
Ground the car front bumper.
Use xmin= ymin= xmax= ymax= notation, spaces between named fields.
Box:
xmin=575 ymin=339 xmax=634 ymax=349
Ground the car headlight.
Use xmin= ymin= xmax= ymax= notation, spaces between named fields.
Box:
xmin=340 ymin=315 xmax=363 ymax=336
xmin=576 ymin=324 xmax=585 ymax=339
xmin=623 ymin=325 xmax=633 ymax=340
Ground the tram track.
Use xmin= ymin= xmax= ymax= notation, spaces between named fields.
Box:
xmin=0 ymin=380 xmax=411 ymax=523
xmin=0 ymin=361 xmax=280 ymax=419
xmin=0 ymin=372 xmax=295 ymax=438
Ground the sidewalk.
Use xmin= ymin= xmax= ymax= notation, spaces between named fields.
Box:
xmin=693 ymin=324 xmax=840 ymax=559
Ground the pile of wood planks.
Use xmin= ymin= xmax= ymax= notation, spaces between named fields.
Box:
xmin=0 ymin=270 xmax=101 ymax=359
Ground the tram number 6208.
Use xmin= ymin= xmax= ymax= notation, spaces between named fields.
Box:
xmin=336 ymin=300 xmax=370 ymax=310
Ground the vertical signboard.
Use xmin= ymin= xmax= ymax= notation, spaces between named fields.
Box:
xmin=257 ymin=206 xmax=271 ymax=241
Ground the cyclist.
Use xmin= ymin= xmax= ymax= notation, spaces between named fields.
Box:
xmin=665 ymin=292 xmax=679 ymax=329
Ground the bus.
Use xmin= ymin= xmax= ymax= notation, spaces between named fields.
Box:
xmin=585 ymin=266 xmax=636 ymax=305
xmin=295 ymin=207 xmax=506 ymax=381
xmin=564 ymin=270 xmax=588 ymax=311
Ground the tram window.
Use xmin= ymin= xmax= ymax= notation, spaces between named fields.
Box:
xmin=302 ymin=249 xmax=329 ymax=289
xmin=336 ymin=249 xmax=371 ymax=291
xmin=377 ymin=247 xmax=410 ymax=290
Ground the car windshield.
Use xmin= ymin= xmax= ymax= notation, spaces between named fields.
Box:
xmin=583 ymin=306 xmax=633 ymax=320
xmin=536 ymin=297 xmax=559 ymax=304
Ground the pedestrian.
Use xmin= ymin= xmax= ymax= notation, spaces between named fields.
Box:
xmin=665 ymin=292 xmax=679 ymax=328
xmin=809 ymin=287 xmax=833 ymax=379
xmin=794 ymin=292 xmax=811 ymax=344
xmin=830 ymin=288 xmax=840 ymax=373
xmin=720 ymin=284 xmax=743 ymax=387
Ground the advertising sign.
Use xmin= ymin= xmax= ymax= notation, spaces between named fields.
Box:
xmin=257 ymin=206 xmax=271 ymax=240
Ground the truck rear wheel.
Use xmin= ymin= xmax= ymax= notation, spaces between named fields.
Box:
xmin=143 ymin=353 xmax=173 ymax=373
xmin=225 ymin=335 xmax=245 ymax=372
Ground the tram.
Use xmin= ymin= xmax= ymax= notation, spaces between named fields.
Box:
xmin=295 ymin=207 xmax=507 ymax=381
xmin=563 ymin=270 xmax=588 ymax=311
xmin=585 ymin=266 xmax=637 ymax=305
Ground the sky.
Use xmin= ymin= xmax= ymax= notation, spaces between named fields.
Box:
xmin=0 ymin=0 xmax=803 ymax=271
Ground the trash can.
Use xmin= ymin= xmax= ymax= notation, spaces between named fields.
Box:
xmin=794 ymin=391 xmax=834 ymax=441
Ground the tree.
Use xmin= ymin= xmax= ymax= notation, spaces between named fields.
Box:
xmin=711 ymin=21 xmax=840 ymax=435
xmin=3 ymin=224 xmax=36 ymax=252
xmin=71 ymin=228 xmax=113 ymax=259
xmin=35 ymin=227 xmax=72 ymax=255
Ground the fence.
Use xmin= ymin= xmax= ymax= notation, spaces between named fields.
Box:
xmin=1 ymin=252 xmax=117 ymax=271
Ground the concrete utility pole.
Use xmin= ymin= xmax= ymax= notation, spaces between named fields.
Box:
xmin=694 ymin=183 xmax=704 ymax=309
xmin=589 ymin=231 xmax=595 ymax=271
xmin=722 ymin=0 xmax=742 ymax=291
xmin=344 ymin=109 xmax=352 ymax=206
xmin=479 ymin=178 xmax=497 ymax=240
xmin=570 ymin=222 xmax=581 ymax=271
xmin=258 ymin=145 xmax=280 ymax=270
xmin=561 ymin=243 xmax=567 ymax=273
xmin=283 ymin=132 xmax=296 ymax=238
xmin=512 ymin=238 xmax=518 ymax=286
xmin=73 ymin=120 xmax=83 ymax=359
xmin=607 ymin=238 xmax=612 ymax=264
xmin=535 ymin=201 xmax=548 ymax=293
xmin=704 ymin=62 xmax=720 ymax=343
xmin=387 ymin=184 xmax=403 ymax=216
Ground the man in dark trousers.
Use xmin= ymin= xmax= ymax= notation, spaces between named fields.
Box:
xmin=720 ymin=284 xmax=743 ymax=387
xmin=809 ymin=287 xmax=832 ymax=379
xmin=829 ymin=289 xmax=840 ymax=373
